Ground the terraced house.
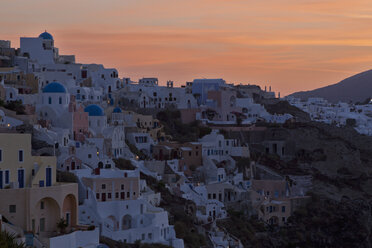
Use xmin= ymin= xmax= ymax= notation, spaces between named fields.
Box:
xmin=0 ymin=132 xmax=79 ymax=242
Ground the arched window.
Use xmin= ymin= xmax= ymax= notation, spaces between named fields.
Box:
xmin=122 ymin=215 xmax=132 ymax=230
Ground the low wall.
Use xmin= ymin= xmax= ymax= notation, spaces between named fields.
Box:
xmin=49 ymin=228 xmax=99 ymax=248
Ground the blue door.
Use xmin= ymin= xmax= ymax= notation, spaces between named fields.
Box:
xmin=0 ymin=170 xmax=3 ymax=189
xmin=18 ymin=169 xmax=24 ymax=188
xmin=46 ymin=167 xmax=52 ymax=187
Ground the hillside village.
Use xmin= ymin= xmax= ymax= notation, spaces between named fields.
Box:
xmin=0 ymin=32 xmax=372 ymax=248
xmin=285 ymin=96 xmax=372 ymax=135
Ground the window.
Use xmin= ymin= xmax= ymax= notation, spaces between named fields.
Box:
xmin=59 ymin=97 xmax=62 ymax=104
xmin=88 ymin=154 xmax=92 ymax=158
xmin=9 ymin=205 xmax=16 ymax=213
xmin=274 ymin=191 xmax=279 ymax=198
xmin=96 ymin=193 xmax=100 ymax=199
xmin=282 ymin=217 xmax=286 ymax=222
xmin=18 ymin=150 xmax=23 ymax=162
xmin=0 ymin=149 xmax=2 ymax=162
xmin=208 ymin=193 xmax=211 ymax=199
xmin=115 ymin=192 xmax=119 ymax=198
xmin=141 ymin=234 xmax=145 ymax=240
xmin=41 ymin=201 xmax=44 ymax=210
xmin=5 ymin=170 xmax=9 ymax=184
xmin=102 ymin=184 xmax=106 ymax=189
xmin=127 ymin=192 xmax=130 ymax=198
xmin=48 ymin=97 xmax=52 ymax=104
xmin=148 ymin=233 xmax=152 ymax=240
xmin=108 ymin=193 xmax=112 ymax=199
xmin=282 ymin=206 xmax=286 ymax=213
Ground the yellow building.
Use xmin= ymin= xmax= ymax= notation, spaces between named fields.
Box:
xmin=126 ymin=111 xmax=166 ymax=141
xmin=0 ymin=133 xmax=78 ymax=236
xmin=0 ymin=68 xmax=39 ymax=94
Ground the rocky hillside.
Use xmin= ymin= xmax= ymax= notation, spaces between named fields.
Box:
xmin=264 ymin=101 xmax=311 ymax=122
xmin=289 ymin=69 xmax=372 ymax=103
xmin=224 ymin=122 xmax=372 ymax=247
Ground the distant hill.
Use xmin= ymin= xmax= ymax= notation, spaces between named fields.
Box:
xmin=289 ymin=70 xmax=372 ymax=103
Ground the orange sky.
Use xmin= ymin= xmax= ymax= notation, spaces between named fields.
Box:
xmin=1 ymin=0 xmax=372 ymax=95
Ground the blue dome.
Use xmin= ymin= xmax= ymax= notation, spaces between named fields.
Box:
xmin=84 ymin=105 xmax=104 ymax=116
xmin=42 ymin=82 xmax=66 ymax=93
xmin=39 ymin=31 xmax=53 ymax=40
xmin=113 ymin=107 xmax=122 ymax=113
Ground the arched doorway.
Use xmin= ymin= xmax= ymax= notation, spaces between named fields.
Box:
xmin=62 ymin=194 xmax=77 ymax=228
xmin=34 ymin=197 xmax=61 ymax=233
xmin=121 ymin=214 xmax=132 ymax=230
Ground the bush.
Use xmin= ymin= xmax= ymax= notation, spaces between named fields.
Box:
xmin=113 ymin=158 xmax=136 ymax=170
xmin=125 ymin=140 xmax=147 ymax=159
xmin=0 ymin=231 xmax=25 ymax=248
xmin=156 ymin=110 xmax=211 ymax=142
xmin=87 ymin=225 xmax=95 ymax=231
xmin=57 ymin=170 xmax=78 ymax=183
xmin=4 ymin=100 xmax=26 ymax=115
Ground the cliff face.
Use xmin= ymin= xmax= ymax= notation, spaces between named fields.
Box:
xmin=289 ymin=69 xmax=372 ymax=103
xmin=278 ymin=122 xmax=372 ymax=247
xmin=225 ymin=122 xmax=372 ymax=247
xmin=263 ymin=101 xmax=311 ymax=122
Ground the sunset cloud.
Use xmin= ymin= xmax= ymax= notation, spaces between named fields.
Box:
xmin=1 ymin=0 xmax=372 ymax=95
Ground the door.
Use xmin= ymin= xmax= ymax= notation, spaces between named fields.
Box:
xmin=40 ymin=218 xmax=45 ymax=232
xmin=46 ymin=167 xmax=52 ymax=187
xmin=32 ymin=219 xmax=35 ymax=233
xmin=18 ymin=169 xmax=24 ymax=188
xmin=65 ymin=213 xmax=70 ymax=226
xmin=0 ymin=170 xmax=2 ymax=189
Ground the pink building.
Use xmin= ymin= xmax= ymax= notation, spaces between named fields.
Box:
xmin=72 ymin=105 xmax=89 ymax=142
xmin=205 ymin=89 xmax=242 ymax=122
